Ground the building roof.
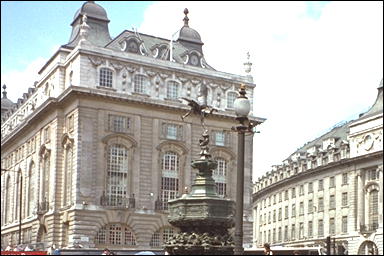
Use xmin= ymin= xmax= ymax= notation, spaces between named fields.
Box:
xmin=359 ymin=78 xmax=383 ymax=119
xmin=1 ymin=84 xmax=14 ymax=110
xmin=72 ymin=1 xmax=109 ymax=24
xmin=178 ymin=8 xmax=203 ymax=45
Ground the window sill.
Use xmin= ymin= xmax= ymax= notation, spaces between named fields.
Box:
xmin=164 ymin=98 xmax=182 ymax=103
xmin=96 ymin=86 xmax=116 ymax=91
xmin=132 ymin=92 xmax=150 ymax=97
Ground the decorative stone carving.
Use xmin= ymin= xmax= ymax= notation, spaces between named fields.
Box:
xmin=88 ymin=56 xmax=105 ymax=66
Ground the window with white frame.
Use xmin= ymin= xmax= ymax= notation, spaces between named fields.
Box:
xmin=308 ymin=221 xmax=313 ymax=237
xmin=213 ymin=158 xmax=227 ymax=197
xmin=43 ymin=155 xmax=50 ymax=203
xmin=369 ymin=190 xmax=379 ymax=227
xmin=109 ymin=114 xmax=130 ymax=133
xmin=318 ymin=179 xmax=323 ymax=191
xmin=329 ymin=195 xmax=336 ymax=209
xmin=329 ymin=176 xmax=335 ymax=188
xmin=106 ymin=144 xmax=129 ymax=206
xmin=299 ymin=222 xmax=304 ymax=239
xmin=318 ymin=219 xmax=324 ymax=237
xmin=318 ymin=197 xmax=324 ymax=211
xmin=227 ymin=92 xmax=237 ymax=109
xmin=342 ymin=216 xmax=348 ymax=233
xmin=342 ymin=173 xmax=348 ymax=185
xmin=134 ymin=74 xmax=146 ymax=94
xmin=291 ymin=224 xmax=295 ymax=240
xmin=342 ymin=192 xmax=348 ymax=207
xmin=214 ymin=131 xmax=226 ymax=146
xmin=299 ymin=201 xmax=304 ymax=215
xmin=308 ymin=182 xmax=313 ymax=193
xmin=161 ymin=151 xmax=180 ymax=210
xmin=292 ymin=203 xmax=296 ymax=217
xmin=95 ymin=224 xmax=136 ymax=246
xmin=166 ymin=124 xmax=178 ymax=140
xmin=5 ymin=176 xmax=10 ymax=224
xmin=99 ymin=68 xmax=113 ymax=87
xmin=166 ymin=81 xmax=179 ymax=99
xmin=308 ymin=199 xmax=313 ymax=213
xmin=329 ymin=218 xmax=335 ymax=234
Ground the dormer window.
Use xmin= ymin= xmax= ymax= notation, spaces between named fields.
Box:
xmin=99 ymin=68 xmax=113 ymax=88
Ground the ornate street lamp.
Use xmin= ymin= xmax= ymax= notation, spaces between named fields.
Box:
xmin=233 ymin=84 xmax=253 ymax=255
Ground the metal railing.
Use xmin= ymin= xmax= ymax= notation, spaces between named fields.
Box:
xmin=360 ymin=223 xmax=379 ymax=232
xmin=100 ymin=194 xmax=135 ymax=209
xmin=155 ymin=199 xmax=168 ymax=211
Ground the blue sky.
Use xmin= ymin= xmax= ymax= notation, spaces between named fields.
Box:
xmin=1 ymin=1 xmax=383 ymax=180
xmin=1 ymin=1 xmax=152 ymax=74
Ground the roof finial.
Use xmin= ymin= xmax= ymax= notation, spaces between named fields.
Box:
xmin=183 ymin=8 xmax=189 ymax=27
xmin=2 ymin=84 xmax=7 ymax=99
xmin=244 ymin=51 xmax=252 ymax=74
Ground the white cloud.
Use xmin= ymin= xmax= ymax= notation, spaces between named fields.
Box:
xmin=139 ymin=1 xmax=383 ymax=181
xmin=1 ymin=57 xmax=47 ymax=102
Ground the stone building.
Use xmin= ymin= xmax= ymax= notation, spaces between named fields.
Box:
xmin=252 ymin=80 xmax=383 ymax=255
xmin=0 ymin=1 xmax=264 ymax=251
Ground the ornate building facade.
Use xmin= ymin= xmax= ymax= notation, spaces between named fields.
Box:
xmin=1 ymin=1 xmax=264 ymax=251
xmin=252 ymin=80 xmax=383 ymax=255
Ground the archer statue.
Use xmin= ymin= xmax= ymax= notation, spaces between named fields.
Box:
xmin=181 ymin=82 xmax=217 ymax=131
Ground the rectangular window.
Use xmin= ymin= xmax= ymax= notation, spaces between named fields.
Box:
xmin=322 ymin=156 xmax=328 ymax=165
xmin=285 ymin=190 xmax=289 ymax=200
xmin=278 ymin=227 xmax=282 ymax=242
xmin=166 ymin=124 xmax=178 ymax=140
xmin=308 ymin=221 xmax=313 ymax=237
xmin=318 ymin=197 xmax=324 ymax=211
xmin=278 ymin=208 xmax=282 ymax=221
xmin=99 ymin=68 xmax=113 ymax=87
xmin=109 ymin=114 xmax=130 ymax=133
xmin=167 ymin=81 xmax=179 ymax=99
xmin=227 ymin=92 xmax=237 ymax=109
xmin=273 ymin=194 xmax=276 ymax=205
xmin=279 ymin=192 xmax=282 ymax=202
xmin=273 ymin=210 xmax=276 ymax=222
xmin=44 ymin=126 xmax=50 ymax=142
xmin=134 ymin=74 xmax=146 ymax=94
xmin=342 ymin=192 xmax=348 ymax=207
xmin=292 ymin=203 xmax=296 ymax=217
xmin=268 ymin=212 xmax=271 ymax=224
xmin=308 ymin=182 xmax=313 ymax=193
xmin=334 ymin=153 xmax=341 ymax=161
xmin=329 ymin=218 xmax=335 ymax=235
xmin=368 ymin=169 xmax=378 ymax=180
xmin=308 ymin=199 xmax=313 ymax=213
xmin=299 ymin=185 xmax=304 ymax=195
xmin=329 ymin=176 xmax=335 ymax=188
xmin=342 ymin=216 xmax=348 ymax=233
xmin=291 ymin=187 xmax=296 ymax=198
xmin=299 ymin=202 xmax=304 ymax=215
xmin=272 ymin=228 xmax=276 ymax=243
xmin=68 ymin=114 xmax=74 ymax=131
xmin=342 ymin=173 xmax=348 ymax=185
xmin=299 ymin=222 xmax=304 ymax=239
xmin=284 ymin=225 xmax=289 ymax=241
xmin=291 ymin=224 xmax=296 ymax=240
xmin=318 ymin=179 xmax=324 ymax=191
xmin=214 ymin=131 xmax=226 ymax=146
xmin=318 ymin=220 xmax=324 ymax=237
xmin=330 ymin=195 xmax=336 ymax=209
xmin=285 ymin=206 xmax=289 ymax=219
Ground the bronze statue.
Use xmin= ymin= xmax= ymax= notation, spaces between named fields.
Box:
xmin=180 ymin=97 xmax=216 ymax=130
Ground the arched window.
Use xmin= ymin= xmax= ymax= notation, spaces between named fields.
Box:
xmin=95 ymin=224 xmax=136 ymax=246
xmin=369 ymin=190 xmax=379 ymax=228
xmin=227 ymin=92 xmax=237 ymax=109
xmin=150 ymin=227 xmax=176 ymax=248
xmin=28 ymin=162 xmax=36 ymax=216
xmin=160 ymin=151 xmax=179 ymax=210
xmin=166 ymin=81 xmax=179 ymax=99
xmin=106 ymin=144 xmax=129 ymax=206
xmin=213 ymin=157 xmax=227 ymax=197
xmin=99 ymin=68 xmax=113 ymax=88
xmin=134 ymin=74 xmax=147 ymax=94
xmin=63 ymin=147 xmax=73 ymax=206
xmin=14 ymin=171 xmax=21 ymax=221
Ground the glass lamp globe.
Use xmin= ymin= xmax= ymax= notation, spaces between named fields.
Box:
xmin=234 ymin=97 xmax=250 ymax=117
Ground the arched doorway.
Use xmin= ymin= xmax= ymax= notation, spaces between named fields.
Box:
xmin=358 ymin=240 xmax=378 ymax=255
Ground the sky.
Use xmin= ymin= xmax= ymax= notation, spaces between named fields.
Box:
xmin=1 ymin=1 xmax=383 ymax=181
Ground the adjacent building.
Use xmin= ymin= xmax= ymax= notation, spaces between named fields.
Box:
xmin=252 ymin=80 xmax=383 ymax=255
xmin=1 ymin=1 xmax=264 ymax=251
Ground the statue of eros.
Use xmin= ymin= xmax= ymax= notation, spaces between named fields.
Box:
xmin=180 ymin=83 xmax=216 ymax=130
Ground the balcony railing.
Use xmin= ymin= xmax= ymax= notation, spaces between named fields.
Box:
xmin=155 ymin=199 xmax=168 ymax=211
xmin=360 ymin=223 xmax=379 ymax=233
xmin=100 ymin=194 xmax=135 ymax=209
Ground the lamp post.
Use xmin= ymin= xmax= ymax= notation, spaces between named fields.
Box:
xmin=1 ymin=168 xmax=23 ymax=246
xmin=233 ymin=84 xmax=252 ymax=255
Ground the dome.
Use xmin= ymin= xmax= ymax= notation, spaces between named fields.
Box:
xmin=72 ymin=1 xmax=109 ymax=23
xmin=177 ymin=8 xmax=203 ymax=45
xmin=179 ymin=26 xmax=203 ymax=44
xmin=1 ymin=85 xmax=14 ymax=110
